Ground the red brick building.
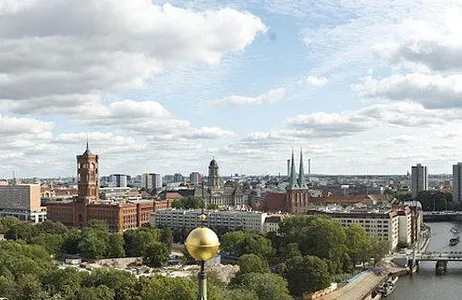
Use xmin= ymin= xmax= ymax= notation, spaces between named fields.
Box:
xmin=47 ymin=143 xmax=170 ymax=232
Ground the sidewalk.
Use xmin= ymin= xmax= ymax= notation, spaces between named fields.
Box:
xmin=317 ymin=271 xmax=386 ymax=300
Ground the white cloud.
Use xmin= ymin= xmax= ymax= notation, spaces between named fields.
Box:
xmin=207 ymin=88 xmax=285 ymax=106
xmin=0 ymin=0 xmax=266 ymax=113
xmin=298 ymin=76 xmax=327 ymax=87
xmin=355 ymin=73 xmax=462 ymax=109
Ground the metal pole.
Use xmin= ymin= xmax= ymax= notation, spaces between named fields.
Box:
xmin=198 ymin=261 xmax=207 ymax=300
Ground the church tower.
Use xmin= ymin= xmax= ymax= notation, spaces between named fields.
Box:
xmin=208 ymin=159 xmax=220 ymax=189
xmin=286 ymin=148 xmax=310 ymax=213
xmin=77 ymin=141 xmax=99 ymax=203
xmin=74 ymin=141 xmax=99 ymax=227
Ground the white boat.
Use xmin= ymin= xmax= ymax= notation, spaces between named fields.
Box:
xmin=387 ymin=276 xmax=398 ymax=285
xmin=450 ymin=227 xmax=459 ymax=234
xmin=377 ymin=282 xmax=396 ymax=297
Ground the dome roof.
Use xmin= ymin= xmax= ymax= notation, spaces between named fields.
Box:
xmin=209 ymin=159 xmax=218 ymax=168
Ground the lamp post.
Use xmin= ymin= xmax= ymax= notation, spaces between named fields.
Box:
xmin=185 ymin=185 xmax=220 ymax=300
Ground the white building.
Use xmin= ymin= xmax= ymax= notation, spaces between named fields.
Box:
xmin=309 ymin=207 xmax=401 ymax=251
xmin=397 ymin=207 xmax=413 ymax=245
xmin=151 ymin=209 xmax=267 ymax=233
xmin=411 ymin=164 xmax=428 ymax=198
xmin=453 ymin=163 xmax=462 ymax=202
xmin=109 ymin=174 xmax=127 ymax=188
xmin=142 ymin=173 xmax=162 ymax=190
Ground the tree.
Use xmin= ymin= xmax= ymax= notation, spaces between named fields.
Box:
xmin=108 ymin=234 xmax=126 ymax=258
xmin=278 ymin=242 xmax=301 ymax=262
xmin=41 ymin=267 xmax=86 ymax=299
xmin=86 ymin=269 xmax=138 ymax=300
xmin=0 ymin=217 xmax=21 ymax=234
xmin=282 ymin=255 xmax=331 ymax=297
xmin=4 ymin=222 xmax=34 ymax=242
xmin=207 ymin=203 xmax=219 ymax=210
xmin=278 ymin=215 xmax=346 ymax=272
xmin=236 ymin=254 xmax=269 ymax=276
xmin=232 ymin=273 xmax=291 ymax=300
xmin=159 ymin=229 xmax=173 ymax=251
xmin=139 ymin=276 xmax=197 ymax=300
xmin=143 ymin=242 xmax=170 ymax=267
xmin=221 ymin=231 xmax=274 ymax=260
xmin=61 ymin=230 xmax=81 ymax=255
xmin=345 ymin=224 xmax=371 ymax=269
xmin=416 ymin=191 xmax=448 ymax=211
xmin=171 ymin=196 xmax=203 ymax=209
xmin=219 ymin=289 xmax=258 ymax=300
xmin=35 ymin=220 xmax=68 ymax=235
xmin=70 ymin=286 xmax=115 ymax=300
xmin=369 ymin=237 xmax=389 ymax=265
xmin=123 ymin=228 xmax=159 ymax=257
xmin=77 ymin=231 xmax=109 ymax=259
xmin=31 ymin=233 xmax=65 ymax=255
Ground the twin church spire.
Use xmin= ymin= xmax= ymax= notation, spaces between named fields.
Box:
xmin=287 ymin=148 xmax=308 ymax=190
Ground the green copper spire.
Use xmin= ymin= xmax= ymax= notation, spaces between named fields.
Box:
xmin=298 ymin=148 xmax=307 ymax=189
xmin=287 ymin=150 xmax=299 ymax=190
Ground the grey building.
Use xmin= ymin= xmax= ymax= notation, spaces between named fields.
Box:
xmin=411 ymin=164 xmax=428 ymax=198
xmin=453 ymin=163 xmax=462 ymax=202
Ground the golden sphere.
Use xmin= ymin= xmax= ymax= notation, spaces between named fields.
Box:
xmin=199 ymin=214 xmax=207 ymax=222
xmin=185 ymin=227 xmax=220 ymax=261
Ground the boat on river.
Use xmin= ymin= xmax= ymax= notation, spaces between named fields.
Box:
xmin=450 ymin=227 xmax=459 ymax=234
xmin=377 ymin=282 xmax=396 ymax=297
xmin=449 ymin=236 xmax=460 ymax=246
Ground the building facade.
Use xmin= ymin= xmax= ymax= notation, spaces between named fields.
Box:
xmin=193 ymin=159 xmax=247 ymax=208
xmin=189 ymin=172 xmax=202 ymax=186
xmin=0 ymin=184 xmax=46 ymax=223
xmin=142 ymin=173 xmax=162 ymax=190
xmin=151 ymin=209 xmax=267 ymax=233
xmin=411 ymin=164 xmax=428 ymax=198
xmin=308 ymin=208 xmax=403 ymax=251
xmin=47 ymin=144 xmax=170 ymax=232
xmin=453 ymin=163 xmax=462 ymax=202
xmin=109 ymin=174 xmax=128 ymax=188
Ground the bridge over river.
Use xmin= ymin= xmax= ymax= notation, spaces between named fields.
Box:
xmin=422 ymin=211 xmax=462 ymax=222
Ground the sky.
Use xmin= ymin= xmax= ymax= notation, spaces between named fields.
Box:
xmin=2 ymin=0 xmax=462 ymax=178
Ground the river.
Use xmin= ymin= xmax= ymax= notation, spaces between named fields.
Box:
xmin=388 ymin=222 xmax=462 ymax=300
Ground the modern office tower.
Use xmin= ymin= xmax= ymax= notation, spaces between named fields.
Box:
xmin=453 ymin=163 xmax=462 ymax=202
xmin=189 ymin=172 xmax=202 ymax=185
xmin=411 ymin=163 xmax=428 ymax=198
xmin=142 ymin=173 xmax=162 ymax=190
xmin=109 ymin=174 xmax=127 ymax=188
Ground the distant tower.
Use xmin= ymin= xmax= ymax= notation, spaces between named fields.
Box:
xmin=74 ymin=141 xmax=99 ymax=227
xmin=287 ymin=159 xmax=290 ymax=177
xmin=298 ymin=149 xmax=307 ymax=189
xmin=411 ymin=163 xmax=428 ymax=198
xmin=308 ymin=158 xmax=311 ymax=182
xmin=287 ymin=151 xmax=299 ymax=190
xmin=208 ymin=159 xmax=220 ymax=189
xmin=453 ymin=163 xmax=462 ymax=202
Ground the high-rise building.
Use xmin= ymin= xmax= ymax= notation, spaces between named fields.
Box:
xmin=411 ymin=163 xmax=428 ymax=198
xmin=173 ymin=173 xmax=184 ymax=183
xmin=109 ymin=174 xmax=127 ymax=188
xmin=142 ymin=173 xmax=162 ymax=190
xmin=453 ymin=163 xmax=462 ymax=202
xmin=0 ymin=184 xmax=46 ymax=223
xmin=189 ymin=172 xmax=202 ymax=185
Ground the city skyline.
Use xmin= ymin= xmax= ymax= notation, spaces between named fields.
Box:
xmin=2 ymin=1 xmax=462 ymax=178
